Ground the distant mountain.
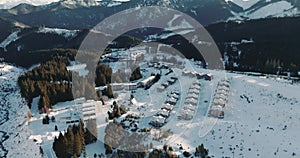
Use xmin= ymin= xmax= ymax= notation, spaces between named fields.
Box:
xmin=0 ymin=0 xmax=299 ymax=74
xmin=0 ymin=17 xmax=27 ymax=42
xmin=0 ymin=0 xmax=59 ymax=9
xmin=0 ymin=0 xmax=243 ymax=29
xmin=0 ymin=0 xmax=298 ymax=30
xmin=229 ymin=0 xmax=300 ymax=20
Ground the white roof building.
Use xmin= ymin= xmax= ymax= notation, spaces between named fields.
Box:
xmin=140 ymin=76 xmax=156 ymax=87
xmin=187 ymin=93 xmax=198 ymax=99
xmin=167 ymin=98 xmax=177 ymax=104
xmin=189 ymin=88 xmax=200 ymax=94
xmin=162 ymin=104 xmax=174 ymax=111
xmin=150 ymin=116 xmax=166 ymax=127
xmin=157 ymin=109 xmax=170 ymax=117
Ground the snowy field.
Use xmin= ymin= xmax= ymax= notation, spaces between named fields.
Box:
xmin=1 ymin=52 xmax=300 ymax=158
xmin=0 ymin=63 xmax=41 ymax=158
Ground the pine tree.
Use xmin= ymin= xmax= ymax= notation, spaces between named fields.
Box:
xmin=66 ymin=127 xmax=75 ymax=156
xmin=73 ymin=132 xmax=82 ymax=156
xmin=85 ymin=119 xmax=97 ymax=144
xmin=106 ymin=85 xmax=114 ymax=98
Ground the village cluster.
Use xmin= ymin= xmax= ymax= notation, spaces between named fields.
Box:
xmin=22 ymin=45 xmax=239 ymax=158
xmin=208 ymin=79 xmax=231 ymax=119
xmin=149 ymin=90 xmax=180 ymax=127
xmin=177 ymin=80 xmax=201 ymax=120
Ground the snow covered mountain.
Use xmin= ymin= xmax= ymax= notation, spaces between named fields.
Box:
xmin=227 ymin=0 xmax=300 ymax=20
xmin=0 ymin=0 xmax=243 ymax=29
xmin=0 ymin=0 xmax=59 ymax=9
xmin=0 ymin=0 xmax=299 ymax=29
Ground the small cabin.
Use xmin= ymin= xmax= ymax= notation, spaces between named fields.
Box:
xmin=150 ymin=116 xmax=166 ymax=127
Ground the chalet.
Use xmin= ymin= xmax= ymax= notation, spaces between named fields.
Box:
xmin=208 ymin=105 xmax=224 ymax=119
xmin=186 ymin=93 xmax=198 ymax=99
xmin=214 ymin=96 xmax=227 ymax=102
xmin=188 ymin=88 xmax=200 ymax=94
xmin=171 ymin=76 xmax=178 ymax=80
xmin=171 ymin=90 xmax=180 ymax=95
xmin=162 ymin=104 xmax=173 ymax=111
xmin=192 ymin=84 xmax=201 ymax=90
xmin=215 ymin=89 xmax=228 ymax=95
xmin=182 ymin=71 xmax=196 ymax=77
xmin=148 ymin=62 xmax=154 ymax=67
xmin=196 ymin=73 xmax=204 ymax=79
xmin=162 ymin=82 xmax=169 ymax=88
xmin=178 ymin=111 xmax=193 ymax=120
xmin=138 ymin=76 xmax=156 ymax=88
xmin=213 ymin=98 xmax=226 ymax=107
xmin=208 ymin=109 xmax=224 ymax=119
xmin=214 ymin=93 xmax=227 ymax=98
xmin=130 ymin=51 xmax=144 ymax=61
xmin=183 ymin=104 xmax=196 ymax=111
xmin=221 ymin=79 xmax=230 ymax=83
xmin=157 ymin=86 xmax=165 ymax=92
xmin=167 ymin=78 xmax=176 ymax=85
xmin=203 ymin=74 xmax=212 ymax=81
xmin=170 ymin=93 xmax=180 ymax=100
xmin=218 ymin=82 xmax=230 ymax=88
xmin=110 ymin=83 xmax=137 ymax=91
xmin=165 ymin=98 xmax=177 ymax=105
xmin=153 ymin=63 xmax=162 ymax=69
xmin=150 ymin=116 xmax=166 ymax=127
xmin=185 ymin=98 xmax=197 ymax=106
xmin=157 ymin=109 xmax=170 ymax=118
xmin=192 ymin=80 xmax=201 ymax=86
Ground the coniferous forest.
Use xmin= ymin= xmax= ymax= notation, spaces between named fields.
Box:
xmin=53 ymin=119 xmax=97 ymax=158
xmin=17 ymin=49 xmax=143 ymax=112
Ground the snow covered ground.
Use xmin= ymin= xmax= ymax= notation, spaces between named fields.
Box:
xmin=90 ymin=51 xmax=300 ymax=157
xmin=0 ymin=63 xmax=41 ymax=158
xmin=37 ymin=27 xmax=79 ymax=38
xmin=0 ymin=30 xmax=20 ymax=52
xmin=1 ymin=48 xmax=300 ymax=158
xmin=247 ymin=1 xmax=294 ymax=19
xmin=225 ymin=0 xmax=261 ymax=10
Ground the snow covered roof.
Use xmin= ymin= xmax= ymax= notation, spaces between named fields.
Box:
xmin=167 ymin=98 xmax=177 ymax=103
xmin=162 ymin=82 xmax=169 ymax=86
xmin=168 ymin=78 xmax=176 ymax=83
xmin=157 ymin=86 xmax=165 ymax=91
xmin=171 ymin=90 xmax=180 ymax=95
xmin=216 ymin=89 xmax=228 ymax=95
xmin=157 ymin=110 xmax=169 ymax=116
xmin=151 ymin=116 xmax=165 ymax=123
xmin=110 ymin=83 xmax=137 ymax=86
xmin=141 ymin=76 xmax=156 ymax=85
xmin=192 ymin=84 xmax=201 ymax=89
xmin=185 ymin=98 xmax=197 ymax=103
xmin=184 ymin=104 xmax=196 ymax=111
xmin=218 ymin=86 xmax=230 ymax=91
xmin=187 ymin=93 xmax=198 ymax=99
xmin=163 ymin=104 xmax=173 ymax=110
xmin=188 ymin=89 xmax=199 ymax=94
xmin=171 ymin=93 xmax=179 ymax=98
xmin=211 ymin=105 xmax=223 ymax=111
xmin=193 ymin=80 xmax=201 ymax=85
xmin=213 ymin=98 xmax=226 ymax=105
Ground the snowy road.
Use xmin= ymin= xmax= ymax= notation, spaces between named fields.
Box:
xmin=42 ymin=144 xmax=57 ymax=158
